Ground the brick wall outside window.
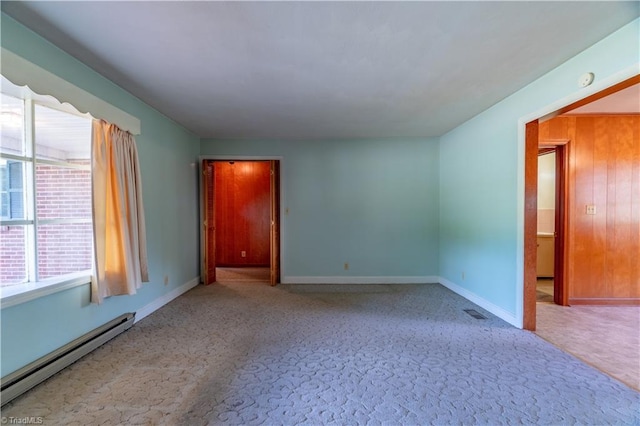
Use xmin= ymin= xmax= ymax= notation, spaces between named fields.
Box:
xmin=0 ymin=162 xmax=92 ymax=285
xmin=0 ymin=226 xmax=26 ymax=284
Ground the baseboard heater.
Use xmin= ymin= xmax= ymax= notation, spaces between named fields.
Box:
xmin=1 ymin=312 xmax=135 ymax=406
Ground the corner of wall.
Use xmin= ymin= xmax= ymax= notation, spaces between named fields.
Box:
xmin=438 ymin=276 xmax=520 ymax=328
xmin=135 ymin=277 xmax=200 ymax=323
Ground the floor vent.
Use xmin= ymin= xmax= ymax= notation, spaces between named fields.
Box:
xmin=464 ymin=309 xmax=487 ymax=320
xmin=1 ymin=312 xmax=135 ymax=406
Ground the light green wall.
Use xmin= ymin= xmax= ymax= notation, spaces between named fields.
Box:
xmin=201 ymin=138 xmax=440 ymax=278
xmin=1 ymin=14 xmax=201 ymax=376
xmin=1 ymin=10 xmax=638 ymax=377
xmin=439 ymin=18 xmax=639 ymax=321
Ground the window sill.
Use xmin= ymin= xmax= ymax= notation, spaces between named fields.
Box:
xmin=0 ymin=271 xmax=92 ymax=309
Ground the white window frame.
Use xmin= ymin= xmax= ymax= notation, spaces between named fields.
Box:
xmin=1 ymin=48 xmax=140 ymax=135
xmin=0 ymin=160 xmax=16 ymax=220
xmin=1 ymin=94 xmax=93 ymax=308
xmin=0 ymin=49 xmax=140 ymax=308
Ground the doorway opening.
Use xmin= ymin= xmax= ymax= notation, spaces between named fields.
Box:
xmin=523 ymin=75 xmax=640 ymax=389
xmin=523 ymin=74 xmax=639 ymax=330
xmin=200 ymin=159 xmax=281 ymax=286
xmin=535 ymin=143 xmax=568 ymax=307
xmin=535 ymin=149 xmax=557 ymax=304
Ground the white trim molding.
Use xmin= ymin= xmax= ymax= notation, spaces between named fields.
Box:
xmin=0 ymin=272 xmax=92 ymax=309
xmin=1 ymin=48 xmax=140 ymax=135
xmin=283 ymin=276 xmax=438 ymax=284
xmin=438 ymin=276 xmax=519 ymax=328
xmin=134 ymin=277 xmax=200 ymax=323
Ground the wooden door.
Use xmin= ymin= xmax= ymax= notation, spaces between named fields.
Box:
xmin=214 ymin=162 xmax=271 ymax=266
xmin=270 ymin=160 xmax=280 ymax=286
xmin=553 ymin=145 xmax=568 ymax=306
xmin=539 ymin=115 xmax=640 ymax=304
xmin=202 ymin=160 xmax=216 ymax=284
xmin=523 ymin=120 xmax=539 ymax=330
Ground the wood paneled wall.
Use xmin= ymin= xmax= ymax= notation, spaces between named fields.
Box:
xmin=539 ymin=115 xmax=640 ymax=304
xmin=215 ymin=161 xmax=271 ymax=266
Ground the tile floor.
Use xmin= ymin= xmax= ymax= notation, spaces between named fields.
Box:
xmin=535 ymin=280 xmax=640 ymax=391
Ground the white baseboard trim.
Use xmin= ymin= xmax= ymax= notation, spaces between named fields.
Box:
xmin=282 ymin=276 xmax=438 ymax=284
xmin=438 ymin=276 xmax=519 ymax=327
xmin=135 ymin=276 xmax=200 ymax=323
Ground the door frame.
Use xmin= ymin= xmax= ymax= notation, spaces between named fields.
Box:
xmin=201 ymin=159 xmax=216 ymax=284
xmin=199 ymin=155 xmax=284 ymax=285
xmin=519 ymin=71 xmax=639 ymax=330
xmin=552 ymin=144 xmax=568 ymax=306
xmin=537 ymin=142 xmax=569 ymax=306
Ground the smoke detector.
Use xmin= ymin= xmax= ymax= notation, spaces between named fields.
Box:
xmin=578 ymin=72 xmax=595 ymax=88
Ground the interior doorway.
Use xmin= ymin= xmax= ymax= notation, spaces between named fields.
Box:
xmin=536 ymin=143 xmax=568 ymax=306
xmin=535 ymin=149 xmax=556 ymax=304
xmin=523 ymin=74 xmax=640 ymax=330
xmin=525 ymin=78 xmax=640 ymax=389
xmin=200 ymin=158 xmax=281 ymax=286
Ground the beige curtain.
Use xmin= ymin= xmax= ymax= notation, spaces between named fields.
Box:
xmin=91 ymin=120 xmax=149 ymax=304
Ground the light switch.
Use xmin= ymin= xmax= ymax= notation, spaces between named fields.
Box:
xmin=586 ymin=205 xmax=596 ymax=215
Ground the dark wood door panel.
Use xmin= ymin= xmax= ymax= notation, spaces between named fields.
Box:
xmin=215 ymin=161 xmax=270 ymax=266
xmin=538 ymin=115 xmax=640 ymax=303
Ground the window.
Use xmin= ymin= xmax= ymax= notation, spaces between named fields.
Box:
xmin=1 ymin=160 xmax=23 ymax=219
xmin=0 ymin=93 xmax=93 ymax=287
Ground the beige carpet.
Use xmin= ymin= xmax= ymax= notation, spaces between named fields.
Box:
xmin=3 ymin=283 xmax=639 ymax=424
xmin=215 ymin=267 xmax=270 ymax=283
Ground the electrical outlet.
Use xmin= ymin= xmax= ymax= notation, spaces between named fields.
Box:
xmin=586 ymin=205 xmax=596 ymax=215
xmin=241 ymin=251 xmax=246 ymax=257
xmin=462 ymin=271 xmax=465 ymax=281
xmin=344 ymin=262 xmax=349 ymax=271
xmin=164 ymin=275 xmax=169 ymax=286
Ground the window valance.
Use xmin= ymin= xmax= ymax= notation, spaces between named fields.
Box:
xmin=1 ymin=48 xmax=140 ymax=135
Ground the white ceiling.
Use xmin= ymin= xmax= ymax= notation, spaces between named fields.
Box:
xmin=2 ymin=1 xmax=638 ymax=140
xmin=568 ymin=83 xmax=640 ymax=115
